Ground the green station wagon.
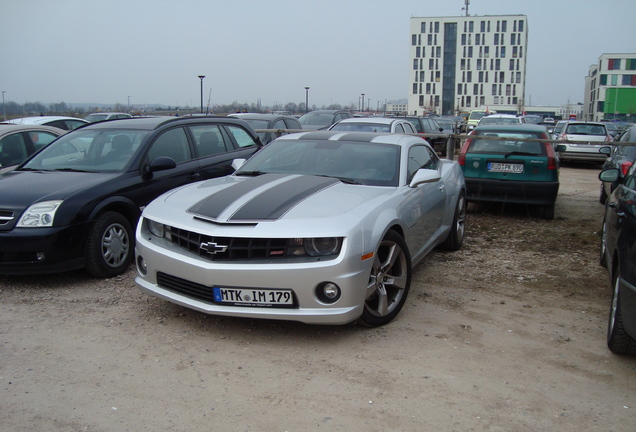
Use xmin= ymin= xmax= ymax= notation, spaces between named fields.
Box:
xmin=458 ymin=124 xmax=560 ymax=219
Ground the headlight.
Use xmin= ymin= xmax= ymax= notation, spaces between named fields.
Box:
xmin=148 ymin=219 xmax=165 ymax=238
xmin=17 ymin=200 xmax=63 ymax=227
xmin=304 ymin=237 xmax=342 ymax=257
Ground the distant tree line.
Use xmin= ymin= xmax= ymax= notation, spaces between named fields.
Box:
xmin=1 ymin=100 xmax=361 ymax=120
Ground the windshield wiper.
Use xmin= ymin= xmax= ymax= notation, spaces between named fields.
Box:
xmin=235 ymin=170 xmax=266 ymax=176
xmin=52 ymin=168 xmax=96 ymax=173
xmin=505 ymin=151 xmax=536 ymax=158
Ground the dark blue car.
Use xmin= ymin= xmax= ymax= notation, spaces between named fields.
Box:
xmin=600 ymin=163 xmax=636 ymax=355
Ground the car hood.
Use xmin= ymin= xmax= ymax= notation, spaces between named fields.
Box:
xmin=145 ymin=173 xmax=394 ymax=230
xmin=0 ymin=170 xmax=119 ymax=207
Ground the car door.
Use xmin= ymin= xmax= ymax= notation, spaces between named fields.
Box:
xmin=614 ymin=165 xmax=636 ymax=291
xmin=0 ymin=132 xmax=29 ymax=168
xmin=141 ymin=126 xmax=201 ymax=207
xmin=403 ymin=144 xmax=446 ymax=259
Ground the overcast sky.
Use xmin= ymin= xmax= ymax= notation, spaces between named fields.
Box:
xmin=1 ymin=0 xmax=634 ymax=110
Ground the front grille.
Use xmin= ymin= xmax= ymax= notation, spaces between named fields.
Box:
xmin=0 ymin=210 xmax=15 ymax=227
xmin=157 ymin=272 xmax=215 ymax=303
xmin=167 ymin=226 xmax=329 ymax=262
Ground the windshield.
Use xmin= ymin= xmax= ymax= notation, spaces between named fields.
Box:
xmin=298 ymin=112 xmax=334 ymax=126
xmin=236 ymin=139 xmax=400 ymax=187
xmin=469 ymin=112 xmax=487 ymax=121
xmin=565 ymin=124 xmax=607 ymax=135
xmin=479 ymin=117 xmax=520 ymax=125
xmin=330 ymin=122 xmax=391 ymax=133
xmin=85 ymin=114 xmax=109 ymax=122
xmin=21 ymin=128 xmax=149 ymax=172
xmin=469 ymin=131 xmax=545 ymax=155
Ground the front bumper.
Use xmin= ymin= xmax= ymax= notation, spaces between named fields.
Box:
xmin=465 ymin=178 xmax=559 ymax=206
xmin=134 ymin=228 xmax=371 ymax=325
xmin=0 ymin=224 xmax=87 ymax=275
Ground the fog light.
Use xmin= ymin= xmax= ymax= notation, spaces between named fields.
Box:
xmin=316 ymin=282 xmax=341 ymax=304
xmin=36 ymin=252 xmax=46 ymax=261
xmin=136 ymin=256 xmax=147 ymax=276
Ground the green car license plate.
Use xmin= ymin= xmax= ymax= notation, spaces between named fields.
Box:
xmin=488 ymin=162 xmax=523 ymax=173
xmin=213 ymin=287 xmax=294 ymax=307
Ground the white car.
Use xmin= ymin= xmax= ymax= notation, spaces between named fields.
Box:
xmin=477 ymin=114 xmax=525 ymax=126
xmin=5 ymin=116 xmax=89 ymax=130
xmin=556 ymin=121 xmax=613 ymax=163
xmin=328 ymin=117 xmax=417 ymax=134
xmin=135 ymin=131 xmax=466 ymax=326
xmin=84 ymin=112 xmax=133 ymax=122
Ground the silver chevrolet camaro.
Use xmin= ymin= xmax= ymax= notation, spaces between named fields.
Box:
xmin=135 ymin=131 xmax=466 ymax=326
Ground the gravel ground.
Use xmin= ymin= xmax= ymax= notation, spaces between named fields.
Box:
xmin=1 ymin=164 xmax=635 ymax=432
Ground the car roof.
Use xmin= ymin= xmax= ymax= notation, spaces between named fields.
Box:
xmin=335 ymin=117 xmax=402 ymax=125
xmin=482 ymin=114 xmax=519 ymax=118
xmin=228 ymin=113 xmax=297 ymax=121
xmin=6 ymin=116 xmax=88 ymax=125
xmin=0 ymin=123 xmax=66 ymax=136
xmin=473 ymin=124 xmax=548 ymax=133
xmin=86 ymin=112 xmax=130 ymax=115
xmin=76 ymin=115 xmax=257 ymax=132
xmin=273 ymin=130 xmax=424 ymax=146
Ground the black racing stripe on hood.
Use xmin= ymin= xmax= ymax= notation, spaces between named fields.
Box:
xmin=230 ymin=175 xmax=339 ymax=221
xmin=187 ymin=173 xmax=289 ymax=220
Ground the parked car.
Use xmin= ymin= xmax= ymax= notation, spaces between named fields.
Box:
xmin=477 ymin=114 xmax=525 ymax=126
xmin=134 ymin=130 xmax=466 ymax=327
xmin=298 ymin=110 xmax=352 ymax=130
xmin=435 ymin=117 xmax=458 ymax=134
xmin=228 ymin=113 xmax=302 ymax=144
xmin=85 ymin=112 xmax=133 ymax=122
xmin=458 ymin=124 xmax=560 ymax=219
xmin=5 ymin=116 xmax=89 ymax=130
xmin=519 ymin=115 xmax=543 ymax=125
xmin=599 ymin=164 xmax=636 ymax=355
xmin=328 ymin=117 xmax=416 ymax=134
xmin=551 ymin=120 xmax=569 ymax=140
xmin=555 ymin=121 xmax=613 ymax=163
xmin=466 ymin=110 xmax=494 ymax=131
xmin=0 ymin=116 xmax=262 ymax=278
xmin=0 ymin=124 xmax=65 ymax=174
xmin=599 ymin=125 xmax=636 ymax=204
xmin=403 ymin=116 xmax=448 ymax=156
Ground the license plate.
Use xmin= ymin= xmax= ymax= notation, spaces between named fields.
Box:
xmin=213 ymin=287 xmax=294 ymax=307
xmin=488 ymin=162 xmax=523 ymax=173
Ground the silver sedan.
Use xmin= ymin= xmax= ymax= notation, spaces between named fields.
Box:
xmin=135 ymin=131 xmax=466 ymax=326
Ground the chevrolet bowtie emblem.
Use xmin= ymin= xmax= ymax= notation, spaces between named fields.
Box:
xmin=200 ymin=242 xmax=228 ymax=254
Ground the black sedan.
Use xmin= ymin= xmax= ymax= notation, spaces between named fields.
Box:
xmin=0 ymin=116 xmax=262 ymax=278
xmin=599 ymin=124 xmax=636 ymax=204
xmin=228 ymin=113 xmax=302 ymax=144
xmin=599 ymin=163 xmax=636 ymax=355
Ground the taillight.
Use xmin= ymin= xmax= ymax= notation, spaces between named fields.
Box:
xmin=621 ymin=161 xmax=633 ymax=176
xmin=458 ymin=138 xmax=472 ymax=166
xmin=604 ymin=135 xmax=613 ymax=142
xmin=543 ymin=136 xmax=557 ymax=170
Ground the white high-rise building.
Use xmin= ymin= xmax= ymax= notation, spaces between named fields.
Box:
xmin=408 ymin=15 xmax=528 ymax=116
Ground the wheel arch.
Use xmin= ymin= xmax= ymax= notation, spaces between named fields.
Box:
xmin=87 ymin=196 xmax=141 ymax=230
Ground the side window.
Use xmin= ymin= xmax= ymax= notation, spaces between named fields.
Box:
xmin=403 ymin=123 xmax=416 ymax=134
xmin=46 ymin=120 xmax=69 ymax=130
xmin=189 ymin=125 xmax=228 ymax=158
xmin=0 ymin=132 xmax=28 ymax=166
xmin=29 ymin=131 xmax=59 ymax=151
xmin=395 ymin=124 xmax=405 ymax=133
xmin=407 ymin=145 xmax=438 ymax=181
xmin=285 ymin=118 xmax=301 ymax=130
xmin=625 ymin=165 xmax=636 ymax=190
xmin=66 ymin=120 xmax=87 ymax=130
xmin=147 ymin=127 xmax=191 ymax=164
xmin=227 ymin=125 xmax=258 ymax=148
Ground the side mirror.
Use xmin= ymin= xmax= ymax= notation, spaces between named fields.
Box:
xmin=409 ymin=168 xmax=441 ymax=188
xmin=555 ymin=144 xmax=567 ymax=152
xmin=145 ymin=156 xmax=176 ymax=175
xmin=599 ymin=146 xmax=612 ymax=155
xmin=232 ymin=158 xmax=246 ymax=171
xmin=599 ymin=168 xmax=619 ymax=183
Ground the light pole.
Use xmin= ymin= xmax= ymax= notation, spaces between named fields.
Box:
xmin=198 ymin=75 xmax=205 ymax=114
xmin=361 ymin=94 xmax=365 ymax=113
xmin=305 ymin=87 xmax=310 ymax=113
xmin=2 ymin=91 xmax=6 ymax=121
xmin=127 ymin=96 xmax=131 ymax=113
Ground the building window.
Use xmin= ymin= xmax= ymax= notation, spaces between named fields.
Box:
xmin=476 ymin=34 xmax=481 ymax=45
xmin=434 ymin=22 xmax=439 ymax=33
xmin=518 ymin=20 xmax=524 ymax=32
xmin=492 ymin=84 xmax=497 ymax=95
xmin=469 ymin=21 xmax=474 ymax=32
xmin=510 ymin=33 xmax=516 ymax=45
xmin=479 ymin=71 xmax=484 ymax=82
xmin=435 ymin=71 xmax=441 ymax=82
xmin=477 ymin=59 xmax=482 ymax=70
xmin=461 ymin=33 xmax=466 ymax=45
xmin=500 ymin=46 xmax=506 ymax=58
xmin=457 ymin=84 xmax=463 ymax=95
xmin=509 ymin=59 xmax=515 ymax=70
xmin=608 ymin=59 xmax=622 ymax=70
xmin=501 ymin=20 xmax=507 ymax=32
xmin=429 ymin=58 xmax=434 ymax=69
xmin=600 ymin=74 xmax=607 ymax=85
xmin=412 ymin=34 xmax=417 ymax=45
xmin=467 ymin=46 xmax=473 ymax=58
xmin=623 ymin=75 xmax=636 ymax=85
xmin=484 ymin=46 xmax=489 ymax=58
xmin=467 ymin=71 xmax=472 ymax=82
xmin=495 ymin=59 xmax=501 ymax=70
xmin=466 ymin=96 xmax=472 ymax=106
xmin=421 ymin=22 xmax=426 ymax=33
xmin=516 ymin=72 xmax=521 ymax=83
xmin=473 ymin=84 xmax=479 ymax=95
xmin=426 ymin=83 xmax=431 ymax=94
xmin=612 ymin=74 xmax=619 ymax=85
xmin=512 ymin=46 xmax=518 ymax=58
xmin=627 ymin=59 xmax=636 ymax=70
xmin=480 ymin=21 xmax=486 ymax=32
xmin=494 ymin=34 xmax=499 ymax=45
xmin=460 ymin=59 xmax=466 ymax=70
xmin=413 ymin=83 xmax=418 ymax=94
xmin=420 ymin=71 xmax=425 ymax=81
xmin=413 ymin=59 xmax=418 ymax=70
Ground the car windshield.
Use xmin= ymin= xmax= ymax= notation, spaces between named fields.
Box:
xmin=480 ymin=117 xmax=520 ymax=125
xmin=85 ymin=114 xmax=109 ymax=122
xmin=235 ymin=139 xmax=400 ymax=187
xmin=469 ymin=112 xmax=487 ymax=120
xmin=565 ymin=124 xmax=607 ymax=135
xmin=469 ymin=131 xmax=545 ymax=155
xmin=298 ymin=113 xmax=334 ymax=126
xmin=21 ymin=128 xmax=149 ymax=172
xmin=330 ymin=122 xmax=391 ymax=133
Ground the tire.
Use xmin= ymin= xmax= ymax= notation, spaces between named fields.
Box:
xmin=599 ymin=184 xmax=608 ymax=205
xmin=607 ymin=266 xmax=636 ymax=355
xmin=359 ymin=230 xmax=412 ymax=327
xmin=85 ymin=211 xmax=133 ymax=278
xmin=543 ymin=203 xmax=555 ymax=220
xmin=439 ymin=192 xmax=466 ymax=251
xmin=599 ymin=218 xmax=608 ymax=268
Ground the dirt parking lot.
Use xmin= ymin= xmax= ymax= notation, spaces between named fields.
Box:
xmin=1 ymin=164 xmax=635 ymax=432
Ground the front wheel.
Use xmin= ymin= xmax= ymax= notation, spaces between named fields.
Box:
xmin=607 ymin=266 xmax=636 ymax=355
xmin=359 ymin=231 xmax=412 ymax=327
xmin=85 ymin=212 xmax=133 ymax=278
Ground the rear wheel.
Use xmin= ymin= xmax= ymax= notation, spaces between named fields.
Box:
xmin=439 ymin=192 xmax=466 ymax=251
xmin=599 ymin=184 xmax=608 ymax=205
xmin=359 ymin=231 xmax=411 ymax=327
xmin=607 ymin=266 xmax=636 ymax=355
xmin=85 ymin=212 xmax=133 ymax=278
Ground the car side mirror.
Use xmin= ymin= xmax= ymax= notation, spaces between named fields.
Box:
xmin=599 ymin=169 xmax=619 ymax=183
xmin=599 ymin=146 xmax=612 ymax=155
xmin=232 ymin=158 xmax=246 ymax=171
xmin=409 ymin=168 xmax=441 ymax=188
xmin=145 ymin=156 xmax=177 ymax=175
xmin=555 ymin=144 xmax=567 ymax=152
